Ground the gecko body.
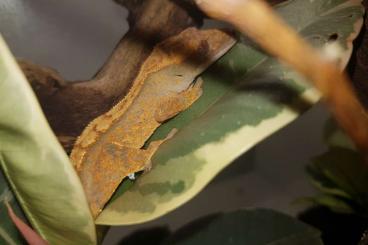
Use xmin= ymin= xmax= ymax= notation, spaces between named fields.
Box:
xmin=70 ymin=28 xmax=235 ymax=218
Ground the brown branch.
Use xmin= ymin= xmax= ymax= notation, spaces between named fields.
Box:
xmin=20 ymin=0 xmax=202 ymax=152
xmin=20 ymin=0 xmax=285 ymax=153
xmin=194 ymin=0 xmax=368 ymax=154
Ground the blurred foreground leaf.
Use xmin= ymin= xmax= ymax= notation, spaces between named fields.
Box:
xmin=0 ymin=36 xmax=96 ymax=244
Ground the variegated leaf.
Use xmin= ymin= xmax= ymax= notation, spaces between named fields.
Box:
xmin=97 ymin=0 xmax=364 ymax=225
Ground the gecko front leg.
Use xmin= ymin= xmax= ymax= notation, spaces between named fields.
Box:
xmin=83 ymin=129 xmax=177 ymax=218
xmin=141 ymin=128 xmax=178 ymax=172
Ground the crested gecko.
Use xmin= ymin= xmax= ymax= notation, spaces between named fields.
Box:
xmin=70 ymin=27 xmax=235 ymax=218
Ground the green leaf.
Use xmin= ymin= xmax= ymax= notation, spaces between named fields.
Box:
xmin=162 ymin=209 xmax=323 ymax=245
xmin=304 ymin=120 xmax=368 ymax=215
xmin=0 ymin=36 xmax=96 ymax=244
xmin=306 ymin=147 xmax=368 ymax=215
xmin=97 ymin=0 xmax=364 ymax=225
xmin=306 ymin=163 xmax=352 ymax=199
xmin=297 ymin=196 xmax=355 ymax=214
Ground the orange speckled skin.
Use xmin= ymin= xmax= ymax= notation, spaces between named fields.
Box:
xmin=70 ymin=27 xmax=235 ymax=218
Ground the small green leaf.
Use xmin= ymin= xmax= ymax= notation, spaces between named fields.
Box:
xmin=309 ymin=120 xmax=368 ymax=215
xmin=314 ymin=148 xmax=368 ymax=204
xmin=0 ymin=36 xmax=96 ymax=244
xmin=306 ymin=147 xmax=368 ymax=215
xmin=162 ymin=209 xmax=323 ymax=245
xmin=306 ymin=163 xmax=352 ymax=199
xmin=298 ymin=196 xmax=355 ymax=214
xmin=97 ymin=0 xmax=364 ymax=225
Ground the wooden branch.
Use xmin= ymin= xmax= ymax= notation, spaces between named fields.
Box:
xmin=20 ymin=0 xmax=201 ymax=152
xmin=194 ymin=0 xmax=368 ymax=153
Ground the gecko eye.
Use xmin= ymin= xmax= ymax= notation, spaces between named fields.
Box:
xmin=328 ymin=33 xmax=338 ymax=42
xmin=175 ymin=74 xmax=183 ymax=77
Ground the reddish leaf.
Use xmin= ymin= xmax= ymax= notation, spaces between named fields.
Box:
xmin=5 ymin=202 xmax=49 ymax=245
